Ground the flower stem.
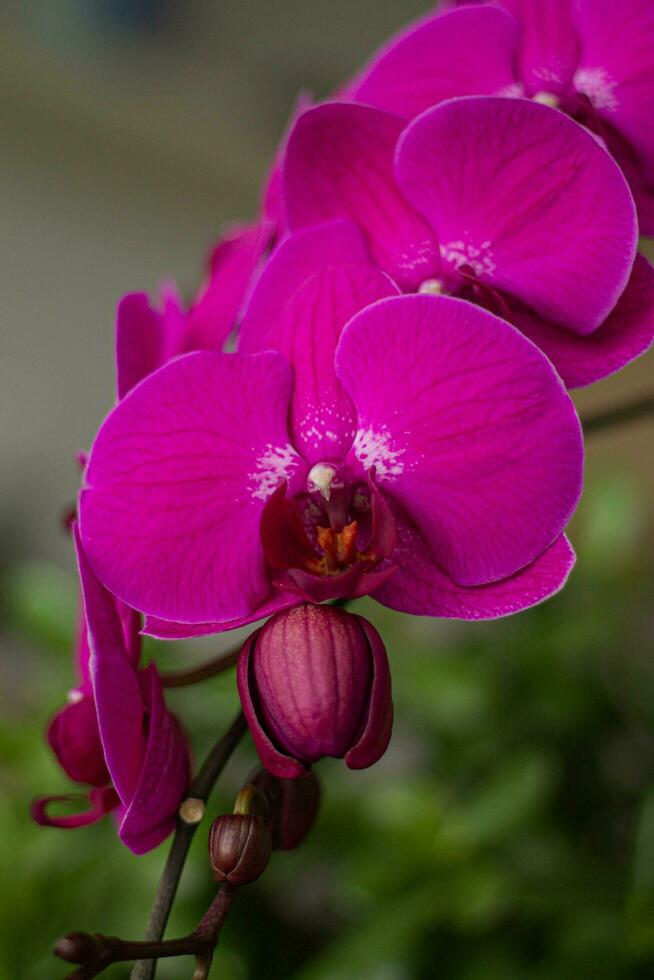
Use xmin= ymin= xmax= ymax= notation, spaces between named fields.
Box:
xmin=583 ymin=392 xmax=654 ymax=436
xmin=160 ymin=647 xmax=240 ymax=688
xmin=59 ymin=884 xmax=237 ymax=979
xmin=130 ymin=711 xmax=247 ymax=980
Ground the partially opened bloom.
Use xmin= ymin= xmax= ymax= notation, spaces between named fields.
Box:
xmin=79 ymin=224 xmax=582 ymax=635
xmin=282 ymin=96 xmax=654 ymax=388
xmin=238 ymin=604 xmax=393 ymax=778
xmin=117 ymin=220 xmax=270 ymax=398
xmin=33 ymin=527 xmax=191 ymax=854
xmin=349 ymin=0 xmax=654 ymax=232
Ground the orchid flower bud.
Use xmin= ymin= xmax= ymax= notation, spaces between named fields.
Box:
xmin=253 ymin=769 xmax=321 ymax=851
xmin=208 ymin=814 xmax=272 ymax=886
xmin=237 ymin=604 xmax=393 ymax=779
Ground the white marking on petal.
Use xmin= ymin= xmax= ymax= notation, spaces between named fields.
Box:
xmin=573 ymin=67 xmax=618 ymax=112
xmin=248 ymin=443 xmax=300 ymax=501
xmin=353 ymin=426 xmax=405 ymax=481
xmin=67 ymin=688 xmax=84 ymax=704
xmin=439 ymin=240 xmax=496 ymax=279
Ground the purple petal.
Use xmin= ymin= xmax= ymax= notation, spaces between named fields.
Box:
xmin=47 ymin=693 xmax=110 ymax=788
xmin=179 ymin=221 xmax=272 ymax=354
xmin=241 ymin=226 xmax=398 ymax=462
xmin=511 ymin=253 xmax=654 ymax=388
xmin=75 ymin=526 xmax=146 ymax=805
xmin=143 ymin=591 xmax=303 ymax=639
xmin=119 ymin=665 xmax=191 ymax=854
xmin=336 ymin=295 xmax=583 ymax=587
xmin=373 ymin=506 xmax=576 ymax=618
xmin=508 ymin=0 xmax=580 ymax=97
xmin=283 ymin=102 xmax=439 ymax=290
xmin=31 ymin=786 xmax=119 ymax=830
xmin=240 ymin=220 xmax=375 ymax=339
xmin=116 ymin=286 xmax=186 ymax=399
xmin=350 ymin=6 xmax=518 ymax=117
xmin=344 ymin=616 xmax=393 ymax=770
xmin=573 ymin=0 xmax=654 ymax=179
xmin=396 ymin=96 xmax=637 ymax=334
xmin=79 ymin=351 xmax=300 ymax=623
xmin=237 ymin=632 xmax=307 ymax=779
xmin=116 ymin=293 xmax=168 ymax=400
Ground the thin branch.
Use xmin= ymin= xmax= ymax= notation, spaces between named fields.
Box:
xmin=583 ymin=393 xmax=654 ymax=436
xmin=160 ymin=647 xmax=239 ymax=688
xmin=60 ymin=884 xmax=237 ymax=980
xmin=131 ymin=712 xmax=247 ymax=980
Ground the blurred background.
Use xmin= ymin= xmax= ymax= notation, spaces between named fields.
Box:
xmin=1 ymin=2 xmax=653 ymax=978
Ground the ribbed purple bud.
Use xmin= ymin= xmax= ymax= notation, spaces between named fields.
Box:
xmin=237 ymin=604 xmax=393 ymax=779
xmin=253 ymin=769 xmax=321 ymax=851
xmin=208 ymin=814 xmax=272 ymax=886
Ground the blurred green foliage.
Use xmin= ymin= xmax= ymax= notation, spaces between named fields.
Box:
xmin=1 ymin=467 xmax=654 ymax=980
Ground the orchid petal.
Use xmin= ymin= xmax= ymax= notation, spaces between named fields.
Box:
xmin=511 ymin=254 xmax=654 ymax=388
xmin=283 ymin=102 xmax=439 ymax=290
xmin=350 ymin=6 xmax=518 ymax=117
xmin=373 ymin=506 xmax=576 ymax=618
xmin=143 ymin=591 xmax=303 ymax=640
xmin=396 ymin=96 xmax=637 ymax=334
xmin=119 ymin=665 xmax=190 ymax=855
xmin=116 ymin=293 xmax=167 ymax=400
xmin=180 ymin=221 xmax=271 ymax=354
xmin=47 ymin=694 xmax=110 ymax=788
xmin=336 ymin=295 xmax=583 ymax=586
xmin=507 ymin=0 xmax=580 ymax=97
xmin=574 ymin=0 xmax=654 ymax=177
xmin=80 ymin=351 xmax=300 ymax=623
xmin=241 ymin=226 xmax=398 ymax=461
xmin=75 ymin=527 xmax=146 ymax=805
xmin=31 ymin=787 xmax=119 ymax=830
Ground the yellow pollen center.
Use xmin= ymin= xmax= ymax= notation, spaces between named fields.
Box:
xmin=532 ymin=91 xmax=560 ymax=108
xmin=418 ymin=278 xmax=445 ymax=296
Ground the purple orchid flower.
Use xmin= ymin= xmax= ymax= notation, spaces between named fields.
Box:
xmin=33 ymin=527 xmax=190 ymax=854
xmin=281 ymin=96 xmax=654 ymax=389
xmin=117 ymin=220 xmax=271 ymax=398
xmin=348 ymin=0 xmax=654 ymax=234
xmin=78 ymin=222 xmax=583 ymax=637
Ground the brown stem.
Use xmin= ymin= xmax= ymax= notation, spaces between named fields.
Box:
xmin=582 ymin=393 xmax=654 ymax=436
xmin=160 ymin=647 xmax=240 ymax=688
xmin=60 ymin=885 xmax=237 ymax=980
xmin=130 ymin=712 xmax=247 ymax=980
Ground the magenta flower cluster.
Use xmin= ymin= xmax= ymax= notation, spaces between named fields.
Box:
xmin=36 ymin=1 xmax=654 ymax=853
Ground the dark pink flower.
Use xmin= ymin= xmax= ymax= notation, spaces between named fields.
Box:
xmin=116 ymin=221 xmax=270 ymax=398
xmin=238 ymin=604 xmax=393 ymax=778
xmin=33 ymin=527 xmax=190 ymax=854
xmin=78 ymin=224 xmax=582 ymax=635
xmin=282 ymin=96 xmax=653 ymax=388
xmin=348 ymin=0 xmax=654 ymax=233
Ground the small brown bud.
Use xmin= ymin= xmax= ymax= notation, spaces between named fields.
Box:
xmin=208 ymin=814 xmax=271 ymax=886
xmin=54 ymin=931 xmax=98 ymax=964
xmin=253 ymin=769 xmax=321 ymax=851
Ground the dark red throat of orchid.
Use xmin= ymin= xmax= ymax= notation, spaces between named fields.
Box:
xmin=261 ymin=468 xmax=395 ymax=582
